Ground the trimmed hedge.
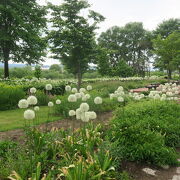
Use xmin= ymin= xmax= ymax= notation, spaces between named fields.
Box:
xmin=0 ymin=84 xmax=25 ymax=110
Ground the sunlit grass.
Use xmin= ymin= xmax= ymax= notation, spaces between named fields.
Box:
xmin=0 ymin=106 xmax=62 ymax=131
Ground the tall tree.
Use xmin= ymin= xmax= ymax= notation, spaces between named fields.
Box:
xmin=153 ymin=31 xmax=180 ymax=80
xmin=48 ymin=0 xmax=104 ymax=89
xmin=153 ymin=18 xmax=180 ymax=39
xmin=98 ymin=22 xmax=152 ymax=77
xmin=0 ymin=0 xmax=47 ymax=78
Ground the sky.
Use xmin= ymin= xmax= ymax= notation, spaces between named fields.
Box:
xmin=36 ymin=0 xmax=180 ymax=65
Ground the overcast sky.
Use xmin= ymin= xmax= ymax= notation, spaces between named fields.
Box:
xmin=37 ymin=0 xmax=180 ymax=65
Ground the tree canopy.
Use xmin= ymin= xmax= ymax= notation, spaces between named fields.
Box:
xmin=48 ymin=0 xmax=104 ymax=88
xmin=0 ymin=0 xmax=47 ymax=78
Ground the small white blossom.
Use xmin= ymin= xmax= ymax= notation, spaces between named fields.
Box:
xmin=24 ymin=109 xmax=35 ymax=120
xmin=94 ymin=97 xmax=102 ymax=104
xmin=68 ymin=94 xmax=77 ymax=102
xmin=69 ymin=110 xmax=76 ymax=116
xmin=65 ymin=85 xmax=71 ymax=92
xmin=48 ymin=102 xmax=54 ymax=107
xmin=34 ymin=106 xmax=40 ymax=111
xmin=71 ymin=88 xmax=78 ymax=93
xmin=118 ymin=96 xmax=124 ymax=102
xmin=56 ymin=99 xmax=61 ymax=104
xmin=18 ymin=99 xmax=28 ymax=109
xmin=87 ymin=85 xmax=92 ymax=91
xmin=27 ymin=96 xmax=38 ymax=105
xmin=45 ymin=84 xmax=52 ymax=91
xmin=30 ymin=87 xmax=36 ymax=94
xmin=80 ymin=103 xmax=89 ymax=112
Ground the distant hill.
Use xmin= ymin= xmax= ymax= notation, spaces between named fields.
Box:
xmin=0 ymin=63 xmax=50 ymax=69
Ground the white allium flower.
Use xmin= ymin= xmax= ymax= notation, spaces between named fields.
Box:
xmin=76 ymin=108 xmax=82 ymax=120
xmin=24 ymin=109 xmax=35 ymax=120
xmin=56 ymin=99 xmax=61 ymax=104
xmin=71 ymin=88 xmax=78 ymax=93
xmin=80 ymin=113 xmax=90 ymax=122
xmin=94 ymin=97 xmax=102 ymax=104
xmin=85 ymin=94 xmax=90 ymax=99
xmin=140 ymin=94 xmax=145 ymax=98
xmin=117 ymin=86 xmax=124 ymax=91
xmin=27 ymin=96 xmax=38 ymax=105
xmin=65 ymin=85 xmax=71 ymax=92
xmin=160 ymin=97 xmax=166 ymax=101
xmin=30 ymin=87 xmax=36 ymax=94
xmin=75 ymin=93 xmax=81 ymax=99
xmin=87 ymin=85 xmax=92 ymax=91
xmin=162 ymin=94 xmax=166 ymax=98
xmin=154 ymin=94 xmax=160 ymax=99
xmin=18 ymin=99 xmax=28 ymax=109
xmin=69 ymin=110 xmax=76 ymax=116
xmin=79 ymin=88 xmax=86 ymax=93
xmin=118 ymin=96 xmax=124 ymax=102
xmin=166 ymin=92 xmax=173 ymax=96
xmin=48 ymin=102 xmax=54 ymax=107
xmin=82 ymin=96 xmax=87 ymax=101
xmin=34 ymin=106 xmax=40 ymax=111
xmin=86 ymin=111 xmax=97 ymax=120
xmin=68 ymin=94 xmax=77 ymax=102
xmin=118 ymin=91 xmax=125 ymax=96
xmin=135 ymin=95 xmax=142 ymax=100
xmin=45 ymin=84 xmax=53 ymax=91
xmin=80 ymin=103 xmax=89 ymax=112
xmin=175 ymin=91 xmax=179 ymax=95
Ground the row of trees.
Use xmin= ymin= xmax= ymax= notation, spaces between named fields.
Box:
xmin=0 ymin=0 xmax=180 ymax=88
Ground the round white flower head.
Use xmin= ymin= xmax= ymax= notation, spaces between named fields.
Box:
xmin=79 ymin=88 xmax=86 ymax=93
xmin=45 ymin=84 xmax=53 ymax=91
xmin=34 ymin=106 xmax=40 ymax=111
xmin=140 ymin=94 xmax=145 ymax=98
xmin=134 ymin=96 xmax=141 ymax=101
xmin=80 ymin=103 xmax=89 ymax=112
xmin=80 ymin=113 xmax=90 ymax=122
xmin=68 ymin=94 xmax=77 ymax=102
xmin=87 ymin=85 xmax=92 ymax=91
xmin=27 ymin=96 xmax=38 ymax=105
xmin=56 ymin=99 xmax=61 ymax=104
xmin=118 ymin=96 xmax=124 ymax=102
xmin=30 ymin=87 xmax=36 ymax=94
xmin=18 ymin=99 xmax=28 ymax=109
xmin=160 ymin=97 xmax=166 ymax=101
xmin=69 ymin=110 xmax=76 ymax=116
xmin=154 ymin=94 xmax=160 ymax=99
xmin=71 ymin=88 xmax=78 ymax=93
xmin=75 ymin=93 xmax=81 ymax=99
xmin=65 ymin=85 xmax=71 ymax=92
xmin=76 ymin=108 xmax=82 ymax=120
xmin=24 ymin=109 xmax=35 ymax=120
xmin=85 ymin=94 xmax=91 ymax=99
xmin=48 ymin=102 xmax=54 ymax=107
xmin=86 ymin=111 xmax=97 ymax=120
xmin=94 ymin=97 xmax=103 ymax=104
xmin=118 ymin=86 xmax=124 ymax=91
xmin=82 ymin=96 xmax=88 ymax=101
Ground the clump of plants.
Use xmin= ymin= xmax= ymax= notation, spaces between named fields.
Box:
xmin=109 ymin=100 xmax=180 ymax=167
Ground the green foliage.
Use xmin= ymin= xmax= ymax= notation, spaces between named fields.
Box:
xmin=97 ymin=23 xmax=153 ymax=77
xmin=153 ymin=18 xmax=180 ymax=39
xmin=0 ymin=84 xmax=25 ymax=110
xmin=153 ymin=31 xmax=180 ymax=79
xmin=0 ymin=0 xmax=47 ymax=78
xmin=48 ymin=0 xmax=105 ymax=88
xmin=0 ymin=141 xmax=17 ymax=158
xmin=49 ymin=64 xmax=62 ymax=72
xmin=36 ymin=90 xmax=50 ymax=106
xmin=109 ymin=100 xmax=180 ymax=166
xmin=34 ymin=66 xmax=42 ymax=79
xmin=0 ymin=125 xmax=116 ymax=179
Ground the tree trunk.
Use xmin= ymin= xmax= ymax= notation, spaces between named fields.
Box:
xmin=4 ymin=51 xmax=10 ymax=78
xmin=167 ymin=69 xmax=172 ymax=81
xmin=77 ymin=64 xmax=82 ymax=90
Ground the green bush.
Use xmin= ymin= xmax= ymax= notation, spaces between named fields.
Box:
xmin=36 ymin=90 xmax=50 ymax=106
xmin=109 ymin=100 xmax=180 ymax=166
xmin=0 ymin=84 xmax=25 ymax=110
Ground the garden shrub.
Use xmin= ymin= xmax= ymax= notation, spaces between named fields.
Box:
xmin=109 ymin=100 xmax=180 ymax=166
xmin=0 ymin=84 xmax=25 ymax=110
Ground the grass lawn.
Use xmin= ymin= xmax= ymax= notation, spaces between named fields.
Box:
xmin=0 ymin=106 xmax=62 ymax=132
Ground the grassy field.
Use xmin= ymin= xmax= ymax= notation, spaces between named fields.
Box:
xmin=0 ymin=107 xmax=62 ymax=131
